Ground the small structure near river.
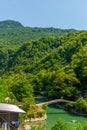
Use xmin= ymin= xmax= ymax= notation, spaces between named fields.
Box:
xmin=0 ymin=103 xmax=26 ymax=130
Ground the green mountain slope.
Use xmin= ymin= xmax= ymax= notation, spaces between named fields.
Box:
xmin=0 ymin=20 xmax=23 ymax=28
xmin=6 ymin=31 xmax=87 ymax=71
xmin=0 ymin=20 xmax=76 ymax=49
xmin=0 ymin=20 xmax=87 ymax=104
xmin=1 ymin=31 xmax=86 ymax=101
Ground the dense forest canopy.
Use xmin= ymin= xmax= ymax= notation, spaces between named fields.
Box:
xmin=0 ymin=20 xmax=87 ymax=106
xmin=0 ymin=20 xmax=76 ymax=49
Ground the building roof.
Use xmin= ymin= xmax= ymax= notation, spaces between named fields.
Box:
xmin=0 ymin=103 xmax=26 ymax=113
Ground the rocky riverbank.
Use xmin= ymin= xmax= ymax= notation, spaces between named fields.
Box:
xmin=25 ymin=113 xmax=47 ymax=122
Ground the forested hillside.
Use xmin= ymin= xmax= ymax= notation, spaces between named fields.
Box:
xmin=0 ymin=20 xmax=76 ymax=49
xmin=0 ymin=20 xmax=87 ymax=107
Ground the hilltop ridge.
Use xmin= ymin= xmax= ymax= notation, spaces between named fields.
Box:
xmin=0 ymin=20 xmax=24 ymax=28
xmin=0 ymin=20 xmax=77 ymax=48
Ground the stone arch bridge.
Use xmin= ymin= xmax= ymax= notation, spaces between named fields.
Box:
xmin=36 ymin=99 xmax=75 ymax=106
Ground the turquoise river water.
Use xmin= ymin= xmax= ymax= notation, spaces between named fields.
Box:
xmin=35 ymin=98 xmax=87 ymax=130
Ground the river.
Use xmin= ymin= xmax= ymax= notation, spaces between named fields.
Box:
xmin=34 ymin=98 xmax=87 ymax=130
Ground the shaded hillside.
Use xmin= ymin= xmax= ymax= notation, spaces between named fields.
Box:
xmin=6 ymin=31 xmax=87 ymax=72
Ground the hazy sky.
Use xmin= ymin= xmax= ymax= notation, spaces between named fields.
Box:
xmin=0 ymin=0 xmax=87 ymax=30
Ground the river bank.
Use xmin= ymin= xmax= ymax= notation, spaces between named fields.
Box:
xmin=46 ymin=104 xmax=87 ymax=130
xmin=57 ymin=102 xmax=87 ymax=117
xmin=23 ymin=98 xmax=87 ymax=130
xmin=35 ymin=98 xmax=87 ymax=130
xmin=25 ymin=114 xmax=47 ymax=122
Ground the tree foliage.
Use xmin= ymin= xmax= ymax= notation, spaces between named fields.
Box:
xmin=0 ymin=21 xmax=87 ymax=105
